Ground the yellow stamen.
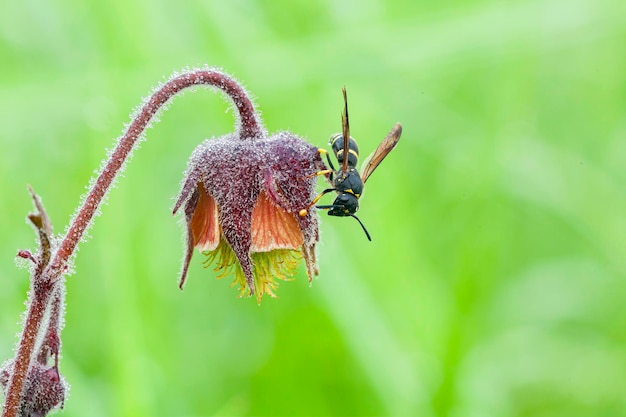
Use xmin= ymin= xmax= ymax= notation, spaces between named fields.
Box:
xmin=203 ymin=238 xmax=303 ymax=303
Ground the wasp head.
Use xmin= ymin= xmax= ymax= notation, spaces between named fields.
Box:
xmin=325 ymin=193 xmax=359 ymax=216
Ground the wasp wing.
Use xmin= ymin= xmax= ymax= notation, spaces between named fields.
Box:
xmin=360 ymin=123 xmax=402 ymax=184
xmin=341 ymin=87 xmax=350 ymax=173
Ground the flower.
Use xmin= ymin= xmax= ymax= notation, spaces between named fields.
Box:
xmin=173 ymin=132 xmax=328 ymax=302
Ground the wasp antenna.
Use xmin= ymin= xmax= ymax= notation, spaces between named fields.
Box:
xmin=350 ymin=214 xmax=371 ymax=241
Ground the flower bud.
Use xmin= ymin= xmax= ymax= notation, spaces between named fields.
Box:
xmin=1 ymin=361 xmax=66 ymax=416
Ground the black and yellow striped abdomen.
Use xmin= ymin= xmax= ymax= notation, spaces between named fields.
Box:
xmin=329 ymin=133 xmax=359 ymax=169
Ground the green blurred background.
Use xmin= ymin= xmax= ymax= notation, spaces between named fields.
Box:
xmin=1 ymin=0 xmax=626 ymax=416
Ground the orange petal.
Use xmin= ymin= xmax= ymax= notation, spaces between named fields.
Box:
xmin=251 ymin=191 xmax=304 ymax=252
xmin=190 ymin=183 xmax=220 ymax=252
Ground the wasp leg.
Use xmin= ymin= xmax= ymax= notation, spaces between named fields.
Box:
xmin=302 ymin=149 xmax=335 ymax=180
xmin=298 ymin=188 xmax=336 ymax=217
xmin=305 ymin=169 xmax=334 ymax=180
xmin=315 ymin=204 xmax=338 ymax=210
xmin=319 ymin=148 xmax=336 ymax=172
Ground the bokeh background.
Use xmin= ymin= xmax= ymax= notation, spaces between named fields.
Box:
xmin=1 ymin=0 xmax=626 ymax=416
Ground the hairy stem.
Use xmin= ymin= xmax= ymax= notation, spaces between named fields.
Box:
xmin=37 ymin=287 xmax=63 ymax=366
xmin=2 ymin=288 xmax=52 ymax=417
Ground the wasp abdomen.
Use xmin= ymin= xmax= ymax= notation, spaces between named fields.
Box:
xmin=329 ymin=133 xmax=359 ymax=169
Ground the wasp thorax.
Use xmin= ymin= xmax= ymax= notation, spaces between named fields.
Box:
xmin=335 ymin=169 xmax=363 ymax=197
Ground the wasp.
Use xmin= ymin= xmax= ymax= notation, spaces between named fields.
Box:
xmin=299 ymin=87 xmax=402 ymax=241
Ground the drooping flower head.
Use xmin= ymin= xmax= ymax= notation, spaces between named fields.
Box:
xmin=173 ymin=75 xmax=328 ymax=302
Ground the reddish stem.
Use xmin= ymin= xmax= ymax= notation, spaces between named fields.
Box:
xmin=2 ymin=288 xmax=51 ymax=417
xmin=37 ymin=287 xmax=63 ymax=365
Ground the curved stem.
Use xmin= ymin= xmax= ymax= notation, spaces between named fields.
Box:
xmin=46 ymin=69 xmax=263 ymax=280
